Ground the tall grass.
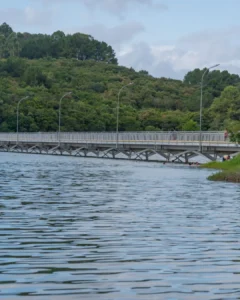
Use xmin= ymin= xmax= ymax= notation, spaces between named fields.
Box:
xmin=202 ymin=154 xmax=240 ymax=183
xmin=202 ymin=155 xmax=240 ymax=170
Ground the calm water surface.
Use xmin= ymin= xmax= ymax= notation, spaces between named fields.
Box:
xmin=0 ymin=153 xmax=240 ymax=300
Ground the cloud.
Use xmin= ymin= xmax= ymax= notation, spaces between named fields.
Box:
xmin=118 ymin=42 xmax=187 ymax=79
xmin=76 ymin=21 xmax=145 ymax=50
xmin=119 ymin=27 xmax=240 ymax=79
xmin=174 ymin=27 xmax=240 ymax=76
xmin=33 ymin=0 xmax=167 ymax=16
xmin=0 ymin=7 xmax=53 ymax=29
xmin=81 ymin=0 xmax=167 ymax=15
xmin=3 ymin=2 xmax=240 ymax=79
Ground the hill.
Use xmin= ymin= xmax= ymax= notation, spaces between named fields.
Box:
xmin=0 ymin=23 xmax=239 ymax=133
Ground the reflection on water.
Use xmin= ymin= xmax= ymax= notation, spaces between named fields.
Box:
xmin=0 ymin=153 xmax=240 ymax=300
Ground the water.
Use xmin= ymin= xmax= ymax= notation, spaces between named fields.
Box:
xmin=0 ymin=153 xmax=240 ymax=300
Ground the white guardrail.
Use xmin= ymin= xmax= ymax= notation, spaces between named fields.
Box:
xmin=0 ymin=131 xmax=232 ymax=145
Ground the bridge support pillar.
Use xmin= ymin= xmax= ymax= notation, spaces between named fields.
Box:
xmin=126 ymin=151 xmax=132 ymax=159
xmin=145 ymin=151 xmax=149 ymax=161
xmin=167 ymin=153 xmax=171 ymax=162
xmin=96 ymin=149 xmax=100 ymax=157
xmin=112 ymin=149 xmax=118 ymax=159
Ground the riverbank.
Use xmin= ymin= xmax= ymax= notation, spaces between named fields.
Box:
xmin=201 ymin=155 xmax=240 ymax=183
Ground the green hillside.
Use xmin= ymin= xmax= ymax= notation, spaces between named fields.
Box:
xmin=0 ymin=23 xmax=240 ymax=133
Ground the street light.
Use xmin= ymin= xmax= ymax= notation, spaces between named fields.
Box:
xmin=199 ymin=63 xmax=220 ymax=152
xmin=16 ymin=96 xmax=29 ymax=144
xmin=116 ymin=82 xmax=133 ymax=149
xmin=58 ymin=92 xmax=72 ymax=145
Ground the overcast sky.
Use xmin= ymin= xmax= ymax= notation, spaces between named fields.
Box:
xmin=1 ymin=0 xmax=240 ymax=79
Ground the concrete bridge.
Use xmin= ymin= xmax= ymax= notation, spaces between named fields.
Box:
xmin=0 ymin=131 xmax=239 ymax=163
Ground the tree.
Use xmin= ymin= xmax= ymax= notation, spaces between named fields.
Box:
xmin=0 ymin=26 xmax=238 ymax=134
xmin=5 ymin=33 xmax=21 ymax=57
xmin=209 ymin=86 xmax=240 ymax=130
xmin=183 ymin=68 xmax=240 ymax=110
xmin=0 ymin=34 xmax=5 ymax=58
xmin=182 ymin=120 xmax=199 ymax=131
xmin=4 ymin=57 xmax=26 ymax=77
xmin=0 ymin=22 xmax=13 ymax=38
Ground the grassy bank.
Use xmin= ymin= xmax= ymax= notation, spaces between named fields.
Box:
xmin=201 ymin=155 xmax=240 ymax=183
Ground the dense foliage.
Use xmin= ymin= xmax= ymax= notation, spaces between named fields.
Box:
xmin=0 ymin=23 xmax=117 ymax=63
xmin=0 ymin=23 xmax=239 ymax=134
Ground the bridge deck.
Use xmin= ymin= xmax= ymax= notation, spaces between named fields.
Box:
xmin=0 ymin=131 xmax=239 ymax=162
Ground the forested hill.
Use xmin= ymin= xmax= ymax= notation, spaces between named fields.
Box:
xmin=0 ymin=22 xmax=117 ymax=63
xmin=0 ymin=23 xmax=239 ymax=134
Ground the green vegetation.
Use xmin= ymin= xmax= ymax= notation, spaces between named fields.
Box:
xmin=0 ymin=23 xmax=239 ymax=134
xmin=0 ymin=22 xmax=117 ymax=63
xmin=202 ymin=155 xmax=240 ymax=183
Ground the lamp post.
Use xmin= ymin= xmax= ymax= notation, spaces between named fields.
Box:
xmin=199 ymin=64 xmax=220 ymax=152
xmin=58 ymin=92 xmax=72 ymax=145
xmin=16 ymin=96 xmax=29 ymax=144
xmin=116 ymin=82 xmax=133 ymax=149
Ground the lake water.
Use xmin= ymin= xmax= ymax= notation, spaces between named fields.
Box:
xmin=0 ymin=153 xmax=240 ymax=300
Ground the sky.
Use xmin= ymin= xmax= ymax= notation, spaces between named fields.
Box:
xmin=1 ymin=0 xmax=240 ymax=79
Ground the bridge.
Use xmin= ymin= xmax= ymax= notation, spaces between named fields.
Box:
xmin=0 ymin=131 xmax=239 ymax=163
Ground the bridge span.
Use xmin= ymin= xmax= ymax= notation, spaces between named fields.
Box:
xmin=0 ymin=131 xmax=239 ymax=163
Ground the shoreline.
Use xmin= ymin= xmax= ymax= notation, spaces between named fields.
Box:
xmin=201 ymin=155 xmax=240 ymax=183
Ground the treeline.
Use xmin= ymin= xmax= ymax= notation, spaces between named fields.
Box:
xmin=0 ymin=23 xmax=239 ymax=133
xmin=0 ymin=23 xmax=117 ymax=63
xmin=183 ymin=68 xmax=240 ymax=110
xmin=0 ymin=56 xmax=239 ymax=133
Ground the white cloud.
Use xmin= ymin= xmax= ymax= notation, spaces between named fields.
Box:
xmin=72 ymin=21 xmax=145 ymax=50
xmin=2 ymin=2 xmax=240 ymax=79
xmin=0 ymin=7 xmax=53 ymax=29
xmin=118 ymin=27 xmax=240 ymax=79
xmin=24 ymin=7 xmax=38 ymax=23
xmin=118 ymin=42 xmax=187 ymax=79
xmin=36 ymin=0 xmax=168 ymax=16
xmin=82 ymin=0 xmax=167 ymax=15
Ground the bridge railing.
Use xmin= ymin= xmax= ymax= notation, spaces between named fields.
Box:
xmin=0 ymin=131 xmax=229 ymax=145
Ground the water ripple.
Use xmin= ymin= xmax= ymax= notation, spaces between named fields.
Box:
xmin=0 ymin=153 xmax=240 ymax=299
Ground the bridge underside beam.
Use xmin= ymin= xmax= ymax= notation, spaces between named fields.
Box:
xmin=0 ymin=142 xmax=238 ymax=163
